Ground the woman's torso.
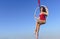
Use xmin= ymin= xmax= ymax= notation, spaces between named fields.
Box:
xmin=39 ymin=12 xmax=47 ymax=20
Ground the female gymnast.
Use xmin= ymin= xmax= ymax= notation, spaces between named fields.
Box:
xmin=34 ymin=5 xmax=48 ymax=39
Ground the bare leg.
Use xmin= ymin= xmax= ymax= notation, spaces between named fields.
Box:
xmin=35 ymin=22 xmax=40 ymax=39
xmin=34 ymin=23 xmax=37 ymax=34
xmin=34 ymin=20 xmax=46 ymax=39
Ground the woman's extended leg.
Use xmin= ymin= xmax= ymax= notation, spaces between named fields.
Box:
xmin=35 ymin=22 xmax=40 ymax=39
xmin=34 ymin=20 xmax=46 ymax=39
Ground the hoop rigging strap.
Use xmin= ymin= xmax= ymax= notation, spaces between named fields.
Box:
xmin=38 ymin=0 xmax=40 ymax=7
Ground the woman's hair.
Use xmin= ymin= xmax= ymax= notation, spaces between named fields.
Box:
xmin=40 ymin=6 xmax=46 ymax=12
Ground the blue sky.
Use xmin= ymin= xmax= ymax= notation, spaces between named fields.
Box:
xmin=0 ymin=0 xmax=60 ymax=39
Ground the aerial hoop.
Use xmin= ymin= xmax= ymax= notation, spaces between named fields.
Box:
xmin=34 ymin=6 xmax=40 ymax=21
xmin=40 ymin=5 xmax=48 ymax=10
xmin=40 ymin=5 xmax=47 ymax=8
xmin=34 ymin=0 xmax=40 ymax=21
xmin=34 ymin=5 xmax=48 ymax=21
xmin=34 ymin=0 xmax=48 ymax=21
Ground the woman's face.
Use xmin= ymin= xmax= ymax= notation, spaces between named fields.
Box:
xmin=40 ymin=7 xmax=43 ymax=12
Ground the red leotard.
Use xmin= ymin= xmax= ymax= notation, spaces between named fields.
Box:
xmin=39 ymin=13 xmax=46 ymax=20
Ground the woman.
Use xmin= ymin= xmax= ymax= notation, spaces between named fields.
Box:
xmin=34 ymin=5 xmax=48 ymax=39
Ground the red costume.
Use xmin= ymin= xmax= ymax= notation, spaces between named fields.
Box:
xmin=39 ymin=13 xmax=46 ymax=20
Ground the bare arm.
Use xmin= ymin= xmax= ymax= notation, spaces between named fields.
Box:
xmin=45 ymin=7 xmax=48 ymax=15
